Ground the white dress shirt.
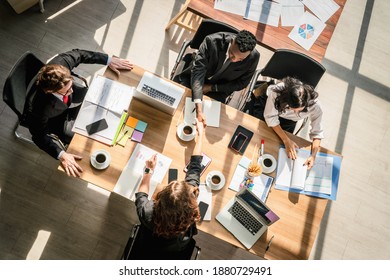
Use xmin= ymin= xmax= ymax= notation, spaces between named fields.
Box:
xmin=263 ymin=84 xmax=324 ymax=140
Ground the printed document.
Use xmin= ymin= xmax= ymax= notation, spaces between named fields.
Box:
xmin=302 ymin=0 xmax=340 ymax=23
xmin=288 ymin=11 xmax=326 ymax=50
xmin=72 ymin=75 xmax=134 ymax=145
xmin=280 ymin=0 xmax=305 ymax=26
xmin=114 ymin=144 xmax=172 ymax=201
xmin=214 ymin=0 xmax=248 ymax=16
xmin=244 ymin=0 xmax=282 ymax=27
xmin=229 ymin=156 xmax=274 ymax=202
xmin=276 ymin=147 xmax=332 ymax=195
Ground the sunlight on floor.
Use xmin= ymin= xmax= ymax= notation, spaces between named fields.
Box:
xmin=26 ymin=230 xmax=51 ymax=260
xmin=45 ymin=0 xmax=83 ymax=22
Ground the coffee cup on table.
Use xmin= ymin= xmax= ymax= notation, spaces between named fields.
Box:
xmin=177 ymin=122 xmax=196 ymax=141
xmin=210 ymin=174 xmax=221 ymax=187
xmin=90 ymin=150 xmax=111 ymax=170
xmin=259 ymin=154 xmax=277 ymax=174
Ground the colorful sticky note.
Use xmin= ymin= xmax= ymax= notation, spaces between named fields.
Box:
xmin=131 ymin=130 xmax=144 ymax=142
xmin=126 ymin=116 xmax=138 ymax=128
xmin=117 ymin=126 xmax=134 ymax=147
xmin=135 ymin=120 xmax=148 ymax=132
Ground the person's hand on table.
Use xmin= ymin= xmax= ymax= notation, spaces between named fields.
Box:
xmin=109 ymin=56 xmax=133 ymax=75
xmin=283 ymin=137 xmax=299 ymax=160
xmin=60 ymin=152 xmax=83 ymax=177
xmin=304 ymin=155 xmax=316 ymax=170
xmin=145 ymin=154 xmax=157 ymax=171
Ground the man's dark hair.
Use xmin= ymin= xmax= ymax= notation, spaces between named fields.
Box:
xmin=235 ymin=30 xmax=257 ymax=52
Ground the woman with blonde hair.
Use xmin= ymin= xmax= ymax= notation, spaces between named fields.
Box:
xmin=134 ymin=119 xmax=205 ymax=256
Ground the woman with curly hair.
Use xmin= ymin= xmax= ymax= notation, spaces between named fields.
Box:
xmin=263 ymin=76 xmax=324 ymax=169
xmin=134 ymin=119 xmax=205 ymax=255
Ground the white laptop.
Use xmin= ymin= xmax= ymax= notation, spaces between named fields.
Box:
xmin=135 ymin=71 xmax=185 ymax=115
xmin=216 ymin=188 xmax=280 ymax=249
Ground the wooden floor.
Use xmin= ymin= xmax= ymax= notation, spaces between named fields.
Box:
xmin=0 ymin=0 xmax=389 ymax=260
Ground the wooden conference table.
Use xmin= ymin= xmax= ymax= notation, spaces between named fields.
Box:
xmin=65 ymin=66 xmax=339 ymax=260
xmin=179 ymin=0 xmax=347 ymax=62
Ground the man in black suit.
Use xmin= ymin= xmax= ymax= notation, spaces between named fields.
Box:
xmin=174 ymin=30 xmax=259 ymax=125
xmin=27 ymin=49 xmax=133 ymax=177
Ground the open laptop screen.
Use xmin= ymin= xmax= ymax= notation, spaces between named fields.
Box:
xmin=238 ymin=188 xmax=280 ymax=225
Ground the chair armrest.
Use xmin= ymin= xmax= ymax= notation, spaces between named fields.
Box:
xmin=170 ymin=39 xmax=192 ymax=80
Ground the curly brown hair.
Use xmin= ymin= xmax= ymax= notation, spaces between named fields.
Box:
xmin=36 ymin=64 xmax=72 ymax=93
xmin=153 ymin=181 xmax=200 ymax=239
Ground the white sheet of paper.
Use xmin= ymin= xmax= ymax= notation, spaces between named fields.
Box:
xmin=197 ymin=183 xmax=212 ymax=221
xmin=184 ymin=97 xmax=221 ymax=127
xmin=214 ymin=0 xmax=248 ymax=16
xmin=114 ymin=144 xmax=172 ymax=201
xmin=229 ymin=156 xmax=274 ymax=202
xmin=304 ymin=155 xmax=333 ymax=195
xmin=280 ymin=0 xmax=304 ymax=26
xmin=302 ymin=0 xmax=340 ymax=23
xmin=72 ymin=102 xmax=120 ymax=144
xmin=288 ymin=11 xmax=326 ymax=50
xmin=85 ymin=75 xmax=134 ymax=115
xmin=245 ymin=0 xmax=281 ymax=27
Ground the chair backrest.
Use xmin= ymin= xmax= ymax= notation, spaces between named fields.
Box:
xmin=3 ymin=51 xmax=44 ymax=121
xmin=122 ymin=224 xmax=200 ymax=260
xmin=189 ymin=19 xmax=239 ymax=50
xmin=260 ymin=49 xmax=326 ymax=88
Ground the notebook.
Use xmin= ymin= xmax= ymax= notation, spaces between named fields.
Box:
xmin=135 ymin=71 xmax=185 ymax=115
xmin=216 ymin=188 xmax=280 ymax=249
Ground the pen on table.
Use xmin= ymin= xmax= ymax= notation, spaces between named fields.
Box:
xmin=265 ymin=235 xmax=274 ymax=253
xmin=116 ymin=130 xmax=128 ymax=145
xmin=192 ymin=107 xmax=196 ymax=113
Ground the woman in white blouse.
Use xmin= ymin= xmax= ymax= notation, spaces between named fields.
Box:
xmin=263 ymin=77 xmax=323 ymax=169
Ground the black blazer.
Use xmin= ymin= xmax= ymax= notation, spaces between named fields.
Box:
xmin=27 ymin=49 xmax=109 ymax=158
xmin=191 ymin=32 xmax=260 ymax=100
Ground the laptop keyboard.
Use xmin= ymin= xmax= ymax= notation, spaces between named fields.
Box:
xmin=141 ymin=84 xmax=176 ymax=106
xmin=228 ymin=201 xmax=263 ymax=236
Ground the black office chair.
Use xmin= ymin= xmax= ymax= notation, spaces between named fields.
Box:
xmin=3 ymin=51 xmax=45 ymax=143
xmin=170 ymin=19 xmax=239 ymax=81
xmin=121 ymin=224 xmax=201 ymax=260
xmin=3 ymin=51 xmax=88 ymax=146
xmin=242 ymin=49 xmax=326 ymax=135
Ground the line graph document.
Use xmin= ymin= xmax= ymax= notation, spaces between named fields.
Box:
xmin=302 ymin=0 xmax=340 ymax=23
xmin=244 ymin=0 xmax=282 ymax=27
xmin=214 ymin=0 xmax=248 ymax=16
xmin=280 ymin=0 xmax=305 ymax=26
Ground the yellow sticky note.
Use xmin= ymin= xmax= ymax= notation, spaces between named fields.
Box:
xmin=117 ymin=127 xmax=133 ymax=147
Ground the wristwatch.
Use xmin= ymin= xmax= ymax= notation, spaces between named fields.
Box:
xmin=144 ymin=167 xmax=153 ymax=175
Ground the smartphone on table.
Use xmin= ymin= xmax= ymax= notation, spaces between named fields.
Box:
xmin=85 ymin=118 xmax=108 ymax=135
xmin=183 ymin=152 xmax=212 ymax=176
xmin=230 ymin=132 xmax=248 ymax=153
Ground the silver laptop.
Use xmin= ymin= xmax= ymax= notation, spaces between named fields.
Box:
xmin=216 ymin=188 xmax=280 ymax=249
xmin=135 ymin=71 xmax=185 ymax=115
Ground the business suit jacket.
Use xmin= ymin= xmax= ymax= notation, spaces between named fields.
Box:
xmin=27 ymin=49 xmax=108 ymax=159
xmin=191 ymin=32 xmax=260 ymax=101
